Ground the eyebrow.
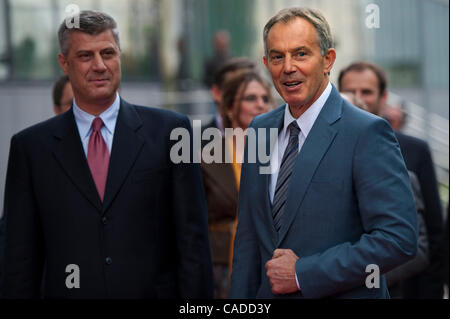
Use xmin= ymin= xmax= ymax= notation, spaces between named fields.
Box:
xmin=291 ymin=46 xmax=310 ymax=53
xmin=101 ymin=47 xmax=116 ymax=52
xmin=75 ymin=46 xmax=117 ymax=55
xmin=268 ymin=46 xmax=311 ymax=55
xmin=75 ymin=50 xmax=91 ymax=55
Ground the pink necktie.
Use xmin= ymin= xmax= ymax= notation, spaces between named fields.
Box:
xmin=87 ymin=117 xmax=110 ymax=202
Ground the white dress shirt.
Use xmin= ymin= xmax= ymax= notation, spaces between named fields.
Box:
xmin=72 ymin=92 xmax=120 ymax=157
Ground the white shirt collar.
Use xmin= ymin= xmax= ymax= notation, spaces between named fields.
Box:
xmin=72 ymin=92 xmax=120 ymax=139
xmin=282 ymin=81 xmax=332 ymax=138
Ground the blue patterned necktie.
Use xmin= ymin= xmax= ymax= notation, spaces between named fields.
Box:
xmin=272 ymin=121 xmax=300 ymax=232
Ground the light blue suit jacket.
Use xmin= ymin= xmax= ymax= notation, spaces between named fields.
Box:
xmin=229 ymin=85 xmax=418 ymax=299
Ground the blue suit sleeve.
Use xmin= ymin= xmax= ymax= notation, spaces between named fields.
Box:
xmin=295 ymin=119 xmax=418 ymax=298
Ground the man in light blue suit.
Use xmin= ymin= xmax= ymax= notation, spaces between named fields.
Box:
xmin=229 ymin=7 xmax=418 ymax=299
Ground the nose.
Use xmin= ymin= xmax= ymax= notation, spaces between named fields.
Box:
xmin=92 ymin=53 xmax=107 ymax=72
xmin=252 ymin=96 xmax=269 ymax=113
xmin=283 ymin=55 xmax=296 ymax=74
xmin=354 ymin=90 xmax=363 ymax=101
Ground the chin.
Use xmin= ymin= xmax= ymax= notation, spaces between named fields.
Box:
xmin=286 ymin=98 xmax=306 ymax=108
xmin=91 ymin=87 xmax=114 ymax=96
xmin=90 ymin=93 xmax=115 ymax=102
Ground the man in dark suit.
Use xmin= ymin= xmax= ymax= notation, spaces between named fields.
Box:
xmin=229 ymin=7 xmax=418 ymax=299
xmin=339 ymin=61 xmax=444 ymax=298
xmin=0 ymin=10 xmax=213 ymax=299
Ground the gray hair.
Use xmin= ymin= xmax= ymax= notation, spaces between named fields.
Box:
xmin=263 ymin=7 xmax=333 ymax=58
xmin=58 ymin=10 xmax=120 ymax=56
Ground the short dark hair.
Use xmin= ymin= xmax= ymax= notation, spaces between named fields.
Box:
xmin=263 ymin=7 xmax=333 ymax=58
xmin=58 ymin=10 xmax=120 ymax=56
xmin=338 ymin=61 xmax=388 ymax=96
xmin=52 ymin=75 xmax=70 ymax=107
xmin=212 ymin=57 xmax=257 ymax=89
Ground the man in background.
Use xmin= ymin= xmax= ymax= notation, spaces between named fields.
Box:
xmin=339 ymin=61 xmax=444 ymax=298
xmin=203 ymin=30 xmax=232 ymax=88
xmin=52 ymin=75 xmax=74 ymax=115
xmin=201 ymin=57 xmax=257 ymax=139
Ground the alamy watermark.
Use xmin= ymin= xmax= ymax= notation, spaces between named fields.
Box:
xmin=365 ymin=4 xmax=380 ymax=29
xmin=365 ymin=264 xmax=380 ymax=288
xmin=65 ymin=4 xmax=80 ymax=29
xmin=65 ymin=264 xmax=80 ymax=289
xmin=170 ymin=120 xmax=279 ymax=174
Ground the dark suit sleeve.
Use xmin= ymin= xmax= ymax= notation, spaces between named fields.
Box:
xmin=171 ymin=117 xmax=214 ymax=298
xmin=443 ymin=209 xmax=449 ymax=286
xmin=415 ymin=141 xmax=444 ymax=297
xmin=385 ymin=172 xmax=429 ymax=286
xmin=296 ymin=119 xmax=418 ymax=298
xmin=0 ymin=215 xmax=4 ymax=281
xmin=0 ymin=135 xmax=44 ymax=298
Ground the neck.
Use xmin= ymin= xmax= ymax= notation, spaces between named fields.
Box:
xmin=74 ymin=94 xmax=116 ymax=116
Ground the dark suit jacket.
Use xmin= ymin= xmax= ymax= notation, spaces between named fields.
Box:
xmin=0 ymin=99 xmax=213 ymax=299
xmin=385 ymin=171 xmax=429 ymax=291
xmin=230 ymin=85 xmax=418 ymax=299
xmin=443 ymin=208 xmax=449 ymax=286
xmin=0 ymin=216 xmax=4 ymax=280
xmin=395 ymin=131 xmax=444 ymax=298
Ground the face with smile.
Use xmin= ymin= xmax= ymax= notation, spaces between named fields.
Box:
xmin=263 ymin=18 xmax=335 ymax=118
xmin=58 ymin=30 xmax=121 ymax=115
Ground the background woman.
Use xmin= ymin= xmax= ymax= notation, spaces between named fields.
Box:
xmin=201 ymin=69 xmax=273 ymax=298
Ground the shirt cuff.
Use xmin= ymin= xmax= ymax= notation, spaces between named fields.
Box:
xmin=295 ymin=272 xmax=301 ymax=291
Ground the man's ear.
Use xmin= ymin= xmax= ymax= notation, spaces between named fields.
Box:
xmin=263 ymin=55 xmax=269 ymax=69
xmin=58 ymin=53 xmax=69 ymax=75
xmin=323 ymin=48 xmax=336 ymax=75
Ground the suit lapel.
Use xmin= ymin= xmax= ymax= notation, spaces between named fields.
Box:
xmin=277 ymin=86 xmax=343 ymax=245
xmin=52 ymin=110 xmax=103 ymax=212
xmin=102 ymin=99 xmax=144 ymax=214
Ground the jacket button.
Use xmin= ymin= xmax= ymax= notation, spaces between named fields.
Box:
xmin=105 ymin=257 xmax=112 ymax=265
xmin=102 ymin=217 xmax=107 ymax=225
